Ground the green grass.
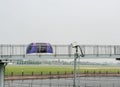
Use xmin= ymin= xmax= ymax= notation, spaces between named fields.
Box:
xmin=5 ymin=65 xmax=74 ymax=76
xmin=79 ymin=65 xmax=120 ymax=74
xmin=5 ymin=65 xmax=120 ymax=76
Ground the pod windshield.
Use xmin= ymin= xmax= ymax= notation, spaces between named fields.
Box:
xmin=26 ymin=43 xmax=53 ymax=54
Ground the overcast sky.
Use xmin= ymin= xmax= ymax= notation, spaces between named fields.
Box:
xmin=0 ymin=0 xmax=120 ymax=45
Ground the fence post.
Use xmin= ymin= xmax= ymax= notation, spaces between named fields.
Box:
xmin=57 ymin=71 xmax=59 ymax=79
xmin=41 ymin=72 xmax=43 ymax=76
xmin=11 ymin=72 xmax=13 ymax=76
xmin=65 ymin=71 xmax=67 ymax=78
xmin=22 ymin=72 xmax=24 ymax=76
xmin=32 ymin=72 xmax=34 ymax=76
xmin=72 ymin=71 xmax=73 ymax=74
xmin=49 ymin=71 xmax=51 ymax=75
xmin=99 ymin=71 xmax=101 ymax=74
xmin=49 ymin=71 xmax=51 ymax=79
xmin=106 ymin=71 xmax=108 ymax=77
xmin=86 ymin=70 xmax=88 ymax=74
xmin=65 ymin=71 xmax=66 ymax=74
xmin=117 ymin=71 xmax=119 ymax=74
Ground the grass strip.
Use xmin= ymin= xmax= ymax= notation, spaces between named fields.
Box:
xmin=5 ymin=65 xmax=120 ymax=76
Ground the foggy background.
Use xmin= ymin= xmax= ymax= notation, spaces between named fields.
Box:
xmin=0 ymin=0 xmax=120 ymax=45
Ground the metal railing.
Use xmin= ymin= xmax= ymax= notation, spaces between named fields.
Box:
xmin=0 ymin=44 xmax=120 ymax=59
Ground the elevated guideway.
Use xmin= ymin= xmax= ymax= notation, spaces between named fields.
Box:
xmin=0 ymin=44 xmax=120 ymax=60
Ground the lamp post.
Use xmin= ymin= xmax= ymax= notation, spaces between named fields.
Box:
xmin=71 ymin=42 xmax=84 ymax=87
xmin=73 ymin=45 xmax=79 ymax=87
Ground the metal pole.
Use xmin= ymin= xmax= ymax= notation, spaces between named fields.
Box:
xmin=0 ymin=61 xmax=7 ymax=87
xmin=73 ymin=46 xmax=79 ymax=87
xmin=0 ymin=63 xmax=4 ymax=87
xmin=78 ymin=56 xmax=80 ymax=87
xmin=73 ymin=57 xmax=77 ymax=87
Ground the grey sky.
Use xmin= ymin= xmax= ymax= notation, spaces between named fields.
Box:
xmin=0 ymin=0 xmax=120 ymax=45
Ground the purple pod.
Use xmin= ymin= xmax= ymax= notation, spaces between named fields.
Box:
xmin=26 ymin=43 xmax=53 ymax=54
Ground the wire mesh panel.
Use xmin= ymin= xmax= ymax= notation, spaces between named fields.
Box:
xmin=98 ymin=46 xmax=111 ymax=55
xmin=84 ymin=46 xmax=95 ymax=55
xmin=5 ymin=77 xmax=120 ymax=87
xmin=55 ymin=45 xmax=71 ymax=55
xmin=114 ymin=45 xmax=120 ymax=55
xmin=0 ymin=45 xmax=12 ymax=56
xmin=12 ymin=45 xmax=26 ymax=56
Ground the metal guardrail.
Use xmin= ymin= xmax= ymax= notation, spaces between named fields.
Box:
xmin=0 ymin=44 xmax=120 ymax=59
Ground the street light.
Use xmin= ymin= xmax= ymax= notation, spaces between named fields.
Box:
xmin=71 ymin=42 xmax=84 ymax=87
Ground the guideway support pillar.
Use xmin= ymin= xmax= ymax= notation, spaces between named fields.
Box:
xmin=0 ymin=60 xmax=7 ymax=87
